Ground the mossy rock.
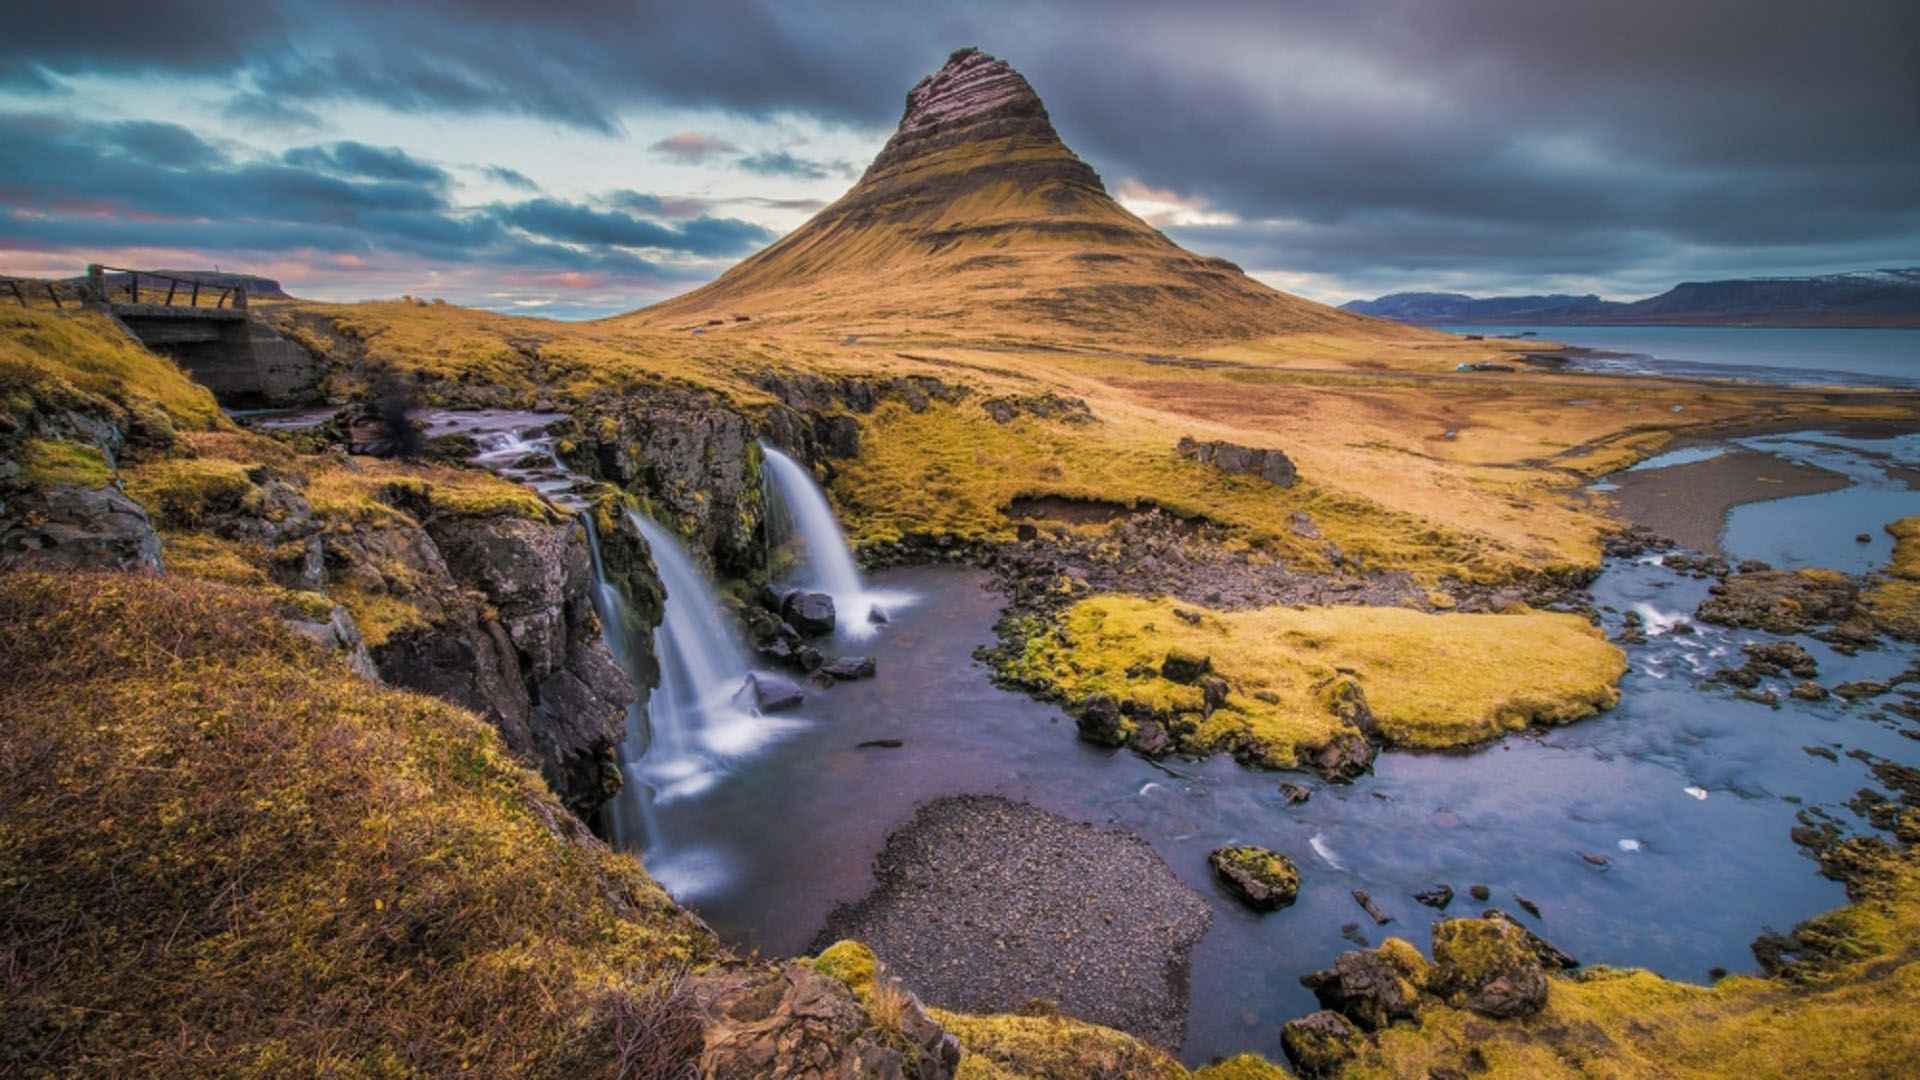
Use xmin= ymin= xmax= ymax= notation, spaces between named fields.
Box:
xmin=17 ymin=438 xmax=111 ymax=490
xmin=1161 ymin=646 xmax=1211 ymax=683
xmin=1280 ymin=1009 xmax=1361 ymax=1077
xmin=1430 ymin=916 xmax=1549 ymax=1018
xmin=1209 ymin=845 xmax=1300 ymax=911
xmin=812 ymin=939 xmax=879 ymax=998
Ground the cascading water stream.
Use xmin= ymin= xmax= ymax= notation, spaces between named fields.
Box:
xmin=759 ymin=442 xmax=913 ymax=636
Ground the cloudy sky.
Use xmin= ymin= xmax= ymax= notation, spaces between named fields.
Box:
xmin=2 ymin=0 xmax=1915 ymax=318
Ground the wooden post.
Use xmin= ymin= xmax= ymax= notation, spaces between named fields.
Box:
xmin=46 ymin=282 xmax=63 ymax=310
xmin=164 ymin=278 xmax=177 ymax=306
xmin=86 ymin=264 xmax=104 ymax=303
xmin=129 ymin=272 xmax=139 ymax=304
xmin=234 ymin=285 xmax=248 ymax=311
xmin=191 ymin=281 xmax=200 ymax=307
xmin=7 ymin=280 xmax=24 ymax=308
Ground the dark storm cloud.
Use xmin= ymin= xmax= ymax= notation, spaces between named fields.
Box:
xmin=735 ymin=150 xmax=852 ymax=181
xmin=490 ymin=198 xmax=775 ymax=256
xmin=3 ymin=0 xmax=1916 ymax=295
xmin=284 ymin=141 xmax=450 ymax=186
xmin=0 ymin=111 xmax=718 ymax=284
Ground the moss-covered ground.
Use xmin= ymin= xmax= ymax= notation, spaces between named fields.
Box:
xmin=1002 ymin=594 xmax=1626 ymax=767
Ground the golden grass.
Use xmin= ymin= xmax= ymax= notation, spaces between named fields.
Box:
xmin=1350 ymin=848 xmax=1920 ymax=1079
xmin=0 ymin=306 xmax=222 ymax=430
xmin=1004 ymin=594 xmax=1625 ymax=766
xmin=17 ymin=438 xmax=110 ymax=489
xmin=0 ymin=571 xmax=717 ymax=1076
xmin=120 ymin=456 xmax=256 ymax=526
xmin=1866 ymin=515 xmax=1920 ymax=639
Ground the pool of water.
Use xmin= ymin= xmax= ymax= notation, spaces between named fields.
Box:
xmin=1722 ymin=432 xmax=1920 ymax=572
xmin=624 ymin=557 xmax=1918 ymax=1065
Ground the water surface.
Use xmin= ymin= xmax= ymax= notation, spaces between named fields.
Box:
xmin=1441 ymin=325 xmax=1920 ymax=387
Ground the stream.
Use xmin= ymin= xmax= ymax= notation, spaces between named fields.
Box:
xmin=334 ymin=408 xmax=1920 ymax=1067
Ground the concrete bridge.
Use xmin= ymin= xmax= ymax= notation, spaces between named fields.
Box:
xmin=82 ymin=265 xmax=318 ymax=405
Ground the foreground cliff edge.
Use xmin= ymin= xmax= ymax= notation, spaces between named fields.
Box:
xmin=5 ymin=47 xmax=1920 ymax=1079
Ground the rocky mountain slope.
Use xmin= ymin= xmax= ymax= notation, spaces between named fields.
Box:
xmin=627 ymin=48 xmax=1420 ymax=349
xmin=1344 ymin=269 xmax=1920 ymax=327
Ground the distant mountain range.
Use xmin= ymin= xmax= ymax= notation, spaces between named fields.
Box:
xmin=1342 ymin=269 xmax=1920 ymax=328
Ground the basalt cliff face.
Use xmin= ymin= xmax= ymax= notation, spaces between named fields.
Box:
xmin=629 ymin=48 xmax=1412 ymax=348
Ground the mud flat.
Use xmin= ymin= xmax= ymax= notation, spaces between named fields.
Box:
xmin=811 ymin=794 xmax=1210 ymax=1050
xmin=1605 ymin=448 xmax=1852 ymax=553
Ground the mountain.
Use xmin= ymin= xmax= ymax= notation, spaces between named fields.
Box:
xmin=627 ymin=48 xmax=1417 ymax=348
xmin=1343 ymin=269 xmax=1920 ymax=328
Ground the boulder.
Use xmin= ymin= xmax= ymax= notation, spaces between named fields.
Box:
xmin=1176 ymin=435 xmax=1299 ymax=488
xmin=1279 ymin=782 xmax=1313 ymax=805
xmin=1161 ymin=646 xmax=1211 ymax=683
xmin=0 ymin=485 xmax=164 ymax=573
xmin=1280 ymin=1010 xmax=1361 ymax=1077
xmin=1209 ymin=845 xmax=1300 ymax=911
xmin=783 ymin=590 xmax=837 ymax=636
xmin=1430 ymin=916 xmax=1551 ymax=1018
xmin=819 ymin=655 xmax=877 ymax=681
xmin=1073 ymin=693 xmax=1130 ymax=747
xmin=1128 ymin=719 xmax=1172 ymax=756
xmin=1300 ymin=944 xmax=1423 ymax=1031
xmin=1414 ymin=884 xmax=1455 ymax=909
xmin=1482 ymin=908 xmax=1578 ymax=970
xmin=689 ymin=963 xmax=959 ymax=1079
xmin=737 ymin=671 xmax=806 ymax=713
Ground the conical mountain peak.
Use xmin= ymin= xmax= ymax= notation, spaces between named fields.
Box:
xmin=628 ymin=49 xmax=1406 ymax=348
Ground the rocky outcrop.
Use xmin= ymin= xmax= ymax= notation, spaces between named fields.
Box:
xmin=688 ymin=963 xmax=958 ymax=1079
xmin=1429 ymin=916 xmax=1552 ymax=1019
xmin=1697 ymin=569 xmax=1862 ymax=635
xmin=1300 ymin=941 xmax=1426 ymax=1032
xmin=1281 ymin=1010 xmax=1362 ymax=1077
xmin=561 ymin=387 xmax=765 ymax=576
xmin=1176 ymin=436 xmax=1298 ymax=488
xmin=0 ymin=484 xmax=164 ymax=573
xmin=1209 ymin=845 xmax=1301 ymax=910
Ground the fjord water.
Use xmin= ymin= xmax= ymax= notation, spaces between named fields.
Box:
xmin=1443 ymin=325 xmax=1920 ymax=386
xmin=639 ymin=554 xmax=1916 ymax=1065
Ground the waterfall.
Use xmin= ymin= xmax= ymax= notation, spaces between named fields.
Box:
xmin=760 ymin=442 xmax=912 ymax=635
xmin=582 ymin=513 xmax=656 ymax=850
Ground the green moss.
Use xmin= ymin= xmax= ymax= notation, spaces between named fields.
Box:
xmin=1209 ymin=845 xmax=1301 ymax=908
xmin=812 ymin=939 xmax=880 ymax=998
xmin=121 ymin=457 xmax=256 ymax=527
xmin=1429 ymin=917 xmax=1537 ymax=997
xmin=932 ymin=1009 xmax=1188 ymax=1080
xmin=17 ymin=438 xmax=110 ymax=489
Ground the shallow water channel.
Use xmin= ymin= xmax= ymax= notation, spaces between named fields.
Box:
xmin=629 ymin=555 xmax=1917 ymax=1065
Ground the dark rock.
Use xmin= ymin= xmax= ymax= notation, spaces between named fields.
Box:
xmin=1015 ymin=522 xmax=1038 ymax=542
xmin=1352 ymin=889 xmax=1392 ymax=925
xmin=1281 ymin=1011 xmax=1361 ymax=1078
xmin=858 ymin=739 xmax=905 ymax=749
xmin=1073 ymin=694 xmax=1129 ymax=747
xmin=813 ymin=413 xmax=862 ymax=459
xmin=820 ymin=655 xmax=877 ymax=680
xmin=1580 ymin=851 xmax=1610 ymax=867
xmin=1430 ymin=916 xmax=1550 ymax=1019
xmin=0 ymin=484 xmax=164 ymax=574
xmin=1514 ymin=895 xmax=1543 ymax=919
xmin=1743 ymin=641 xmax=1819 ymax=678
xmin=1857 ymin=532 xmax=1873 ymax=543
xmin=1415 ymin=885 xmax=1454 ymax=909
xmin=690 ymin=963 xmax=958 ymax=1079
xmin=1835 ymin=679 xmax=1891 ymax=701
xmin=1469 ymin=884 xmax=1491 ymax=902
xmin=781 ymin=590 xmax=837 ymax=636
xmin=1279 ymin=782 xmax=1313 ymax=805
xmin=1803 ymin=745 xmax=1840 ymax=762
xmin=795 ymin=644 xmax=825 ymax=672
xmin=1481 ymin=908 xmax=1578 ymax=969
xmin=868 ymin=605 xmax=889 ymax=625
xmin=1697 ymin=570 xmax=1860 ymax=635
xmin=1302 ymin=947 xmax=1421 ymax=1032
xmin=1209 ymin=845 xmax=1301 ymax=911
xmin=1161 ymin=646 xmax=1211 ymax=683
xmin=1198 ymin=674 xmax=1231 ymax=713
xmin=737 ymin=671 xmax=805 ymax=712
xmin=1792 ymin=680 xmax=1831 ymax=701
xmin=1129 ymin=719 xmax=1172 ymax=757
xmin=1176 ymin=435 xmax=1298 ymax=488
